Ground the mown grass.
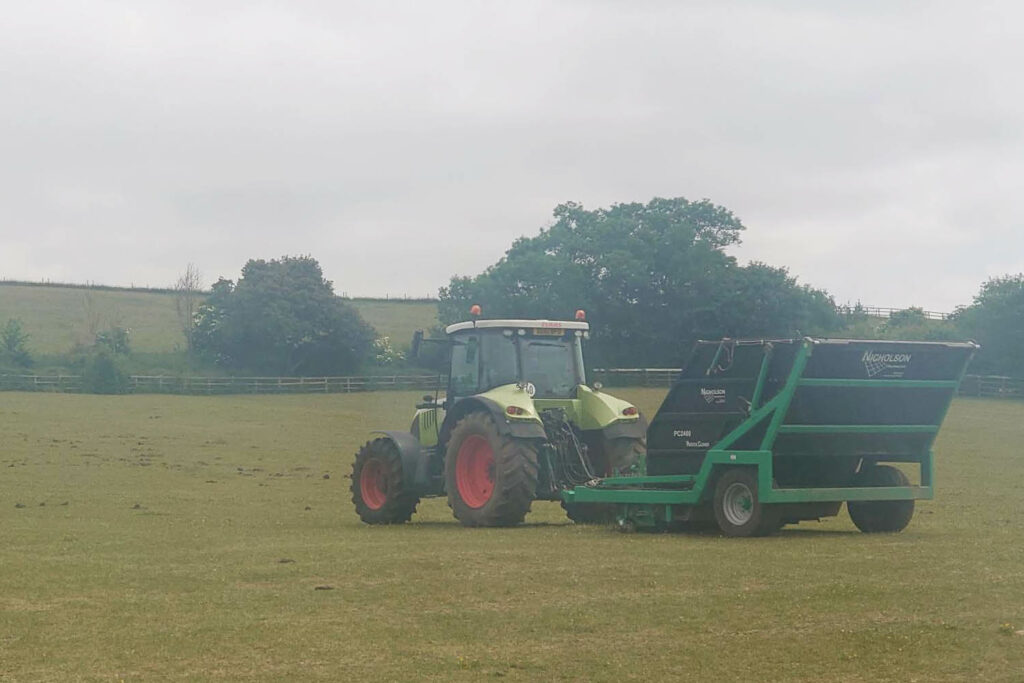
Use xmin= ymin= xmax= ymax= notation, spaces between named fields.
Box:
xmin=0 ymin=389 xmax=1021 ymax=681
xmin=0 ymin=284 xmax=438 ymax=356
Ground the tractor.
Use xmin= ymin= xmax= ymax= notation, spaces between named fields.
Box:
xmin=350 ymin=309 xmax=647 ymax=526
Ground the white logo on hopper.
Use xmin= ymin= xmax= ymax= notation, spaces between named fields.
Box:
xmin=862 ymin=351 xmax=912 ymax=378
xmin=700 ymin=387 xmax=726 ymax=404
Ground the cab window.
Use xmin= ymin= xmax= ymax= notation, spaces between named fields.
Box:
xmin=480 ymin=333 xmax=519 ymax=391
xmin=521 ymin=339 xmax=578 ymax=398
xmin=449 ymin=335 xmax=479 ymax=395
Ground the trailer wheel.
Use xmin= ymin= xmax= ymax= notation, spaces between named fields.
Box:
xmin=561 ymin=436 xmax=645 ymax=524
xmin=713 ymin=469 xmax=779 ymax=537
xmin=445 ymin=412 xmax=538 ymax=527
xmin=847 ymin=465 xmax=915 ymax=533
xmin=351 ymin=438 xmax=420 ymax=524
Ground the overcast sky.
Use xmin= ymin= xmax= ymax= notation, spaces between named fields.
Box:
xmin=1 ymin=1 xmax=1021 ymax=312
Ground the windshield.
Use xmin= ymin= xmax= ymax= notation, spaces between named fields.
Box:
xmin=480 ymin=333 xmax=518 ymax=390
xmin=449 ymin=332 xmax=520 ymax=395
xmin=521 ymin=339 xmax=582 ymax=398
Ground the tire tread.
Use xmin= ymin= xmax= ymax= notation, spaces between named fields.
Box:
xmin=350 ymin=438 xmax=420 ymax=524
xmin=446 ymin=412 xmax=538 ymax=527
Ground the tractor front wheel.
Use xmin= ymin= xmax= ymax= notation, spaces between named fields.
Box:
xmin=848 ymin=465 xmax=915 ymax=533
xmin=445 ymin=412 xmax=538 ymax=527
xmin=712 ymin=468 xmax=779 ymax=537
xmin=351 ymin=438 xmax=420 ymax=524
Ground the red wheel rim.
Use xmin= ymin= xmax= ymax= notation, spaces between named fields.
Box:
xmin=359 ymin=459 xmax=388 ymax=510
xmin=455 ymin=435 xmax=495 ymax=508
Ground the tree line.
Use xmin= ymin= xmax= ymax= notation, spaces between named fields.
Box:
xmin=4 ymin=196 xmax=1021 ymax=380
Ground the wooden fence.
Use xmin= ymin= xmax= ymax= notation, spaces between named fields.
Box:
xmin=591 ymin=368 xmax=681 ymax=387
xmin=0 ymin=371 xmax=1020 ymax=400
xmin=956 ymin=375 xmax=1024 ymax=400
xmin=126 ymin=374 xmax=442 ymax=395
xmin=0 ymin=374 xmax=442 ymax=395
xmin=835 ymin=305 xmax=951 ymax=321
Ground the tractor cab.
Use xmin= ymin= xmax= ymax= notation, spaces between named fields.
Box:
xmin=443 ymin=319 xmax=590 ymax=399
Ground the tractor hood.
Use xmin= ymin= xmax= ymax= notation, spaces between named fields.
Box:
xmin=474 ymin=383 xmax=544 ymax=427
xmin=474 ymin=383 xmax=642 ymax=433
xmin=574 ymin=385 xmax=642 ymax=431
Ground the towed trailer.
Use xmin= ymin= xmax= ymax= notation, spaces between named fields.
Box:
xmin=563 ymin=337 xmax=978 ymax=536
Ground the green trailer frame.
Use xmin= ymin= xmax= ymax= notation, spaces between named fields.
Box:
xmin=562 ymin=338 xmax=976 ymax=527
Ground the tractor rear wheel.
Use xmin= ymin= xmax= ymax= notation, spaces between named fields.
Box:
xmin=848 ymin=465 xmax=915 ymax=533
xmin=351 ymin=438 xmax=420 ymax=524
xmin=445 ymin=412 xmax=538 ymax=527
xmin=561 ymin=436 xmax=645 ymax=524
xmin=712 ymin=468 xmax=780 ymax=537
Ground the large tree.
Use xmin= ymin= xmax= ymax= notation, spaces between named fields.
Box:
xmin=953 ymin=274 xmax=1024 ymax=376
xmin=193 ymin=256 xmax=375 ymax=375
xmin=439 ymin=197 xmax=838 ymax=366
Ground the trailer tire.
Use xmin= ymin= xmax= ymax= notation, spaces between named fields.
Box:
xmin=561 ymin=436 xmax=645 ymax=525
xmin=351 ymin=438 xmax=420 ymax=524
xmin=712 ymin=469 xmax=779 ymax=537
xmin=847 ymin=465 xmax=915 ymax=533
xmin=445 ymin=412 xmax=538 ymax=527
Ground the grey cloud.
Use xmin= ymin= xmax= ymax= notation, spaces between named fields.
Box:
xmin=1 ymin=1 xmax=1021 ymax=309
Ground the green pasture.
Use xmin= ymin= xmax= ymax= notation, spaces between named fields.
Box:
xmin=348 ymin=299 xmax=440 ymax=346
xmin=0 ymin=284 xmax=439 ymax=355
xmin=0 ymin=285 xmax=183 ymax=355
xmin=1 ymin=389 xmax=1022 ymax=681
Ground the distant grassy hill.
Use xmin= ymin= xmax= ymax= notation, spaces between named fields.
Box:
xmin=0 ymin=283 xmax=439 ymax=356
xmin=347 ymin=299 xmax=440 ymax=346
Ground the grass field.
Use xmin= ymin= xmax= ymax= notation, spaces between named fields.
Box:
xmin=0 ymin=285 xmax=184 ymax=355
xmin=1 ymin=389 xmax=1022 ymax=681
xmin=0 ymin=284 xmax=438 ymax=355
xmin=348 ymin=299 xmax=440 ymax=346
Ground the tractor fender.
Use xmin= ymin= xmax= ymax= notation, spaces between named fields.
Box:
xmin=369 ymin=430 xmax=431 ymax=493
xmin=601 ymin=413 xmax=649 ymax=441
xmin=439 ymin=396 xmax=546 ymax=448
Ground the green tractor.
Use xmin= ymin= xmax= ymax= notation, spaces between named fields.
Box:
xmin=350 ymin=311 xmax=647 ymax=526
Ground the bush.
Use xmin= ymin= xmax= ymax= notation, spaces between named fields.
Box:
xmin=373 ymin=337 xmax=405 ymax=366
xmin=1 ymin=318 xmax=33 ymax=367
xmin=81 ymin=350 xmax=130 ymax=394
xmin=96 ymin=326 xmax=131 ymax=354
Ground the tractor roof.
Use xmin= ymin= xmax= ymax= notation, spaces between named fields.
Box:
xmin=444 ymin=319 xmax=590 ymax=335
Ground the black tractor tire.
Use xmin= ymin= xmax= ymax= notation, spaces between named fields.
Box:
xmin=445 ymin=412 xmax=538 ymax=527
xmin=848 ymin=465 xmax=915 ymax=533
xmin=351 ymin=438 xmax=420 ymax=524
xmin=561 ymin=436 xmax=645 ymax=525
xmin=596 ymin=436 xmax=645 ymax=475
xmin=712 ymin=468 xmax=780 ymax=537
